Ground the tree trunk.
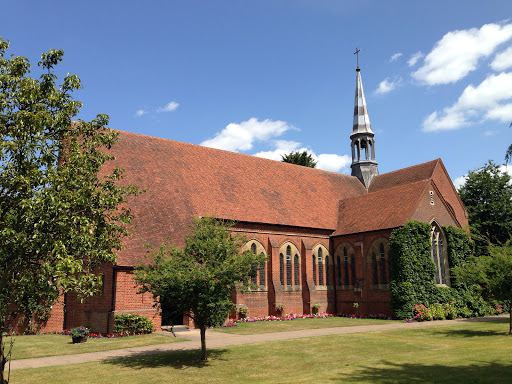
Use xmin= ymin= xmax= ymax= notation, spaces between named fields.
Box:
xmin=200 ymin=326 xmax=207 ymax=361
xmin=0 ymin=331 xmax=7 ymax=384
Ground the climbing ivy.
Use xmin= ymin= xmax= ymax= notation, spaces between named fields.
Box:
xmin=389 ymin=221 xmax=484 ymax=319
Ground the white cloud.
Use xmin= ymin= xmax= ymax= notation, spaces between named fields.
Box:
xmin=423 ymin=72 xmax=512 ymax=131
xmin=484 ymin=130 xmax=496 ymax=136
xmin=390 ymin=52 xmax=402 ymax=62
xmin=253 ymin=140 xmax=350 ymax=172
xmin=485 ymin=102 xmax=512 ymax=122
xmin=491 ymin=45 xmax=512 ymax=71
xmin=135 ymin=109 xmax=145 ymax=117
xmin=315 ymin=153 xmax=351 ymax=172
xmin=407 ymin=51 xmax=424 ymax=67
xmin=375 ymin=77 xmax=401 ymax=95
xmin=413 ymin=22 xmax=512 ymax=85
xmin=200 ymin=118 xmax=294 ymax=152
xmin=453 ymin=175 xmax=467 ymax=190
xmin=157 ymin=101 xmax=180 ymax=112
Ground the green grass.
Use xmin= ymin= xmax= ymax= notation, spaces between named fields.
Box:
xmin=7 ymin=333 xmax=186 ymax=360
xmin=214 ymin=316 xmax=400 ymax=334
xmin=9 ymin=319 xmax=512 ymax=383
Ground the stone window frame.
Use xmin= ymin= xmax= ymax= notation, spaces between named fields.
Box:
xmin=367 ymin=238 xmax=390 ymax=290
xmin=241 ymin=239 xmax=268 ymax=291
xmin=334 ymin=243 xmax=356 ymax=290
xmin=430 ymin=221 xmax=450 ymax=286
xmin=312 ymin=244 xmax=332 ymax=290
xmin=279 ymin=241 xmax=301 ymax=291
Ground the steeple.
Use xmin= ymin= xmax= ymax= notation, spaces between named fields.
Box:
xmin=350 ymin=56 xmax=378 ymax=188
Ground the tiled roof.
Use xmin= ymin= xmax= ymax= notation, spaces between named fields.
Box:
xmin=369 ymin=159 xmax=440 ymax=192
xmin=333 ymin=180 xmax=430 ymax=236
xmin=109 ymin=130 xmax=367 ymax=265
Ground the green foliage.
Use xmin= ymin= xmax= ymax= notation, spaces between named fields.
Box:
xmin=69 ymin=327 xmax=90 ymax=337
xmin=135 ymin=217 xmax=266 ymax=360
xmin=0 ymin=38 xmax=138 ymax=382
xmin=281 ymin=151 xmax=317 ymax=168
xmin=389 ymin=221 xmax=436 ymax=318
xmin=389 ymin=221 xmax=479 ymax=319
xmin=113 ymin=314 xmax=154 ymax=335
xmin=458 ymin=161 xmax=512 ymax=252
xmin=454 ymin=242 xmax=512 ymax=333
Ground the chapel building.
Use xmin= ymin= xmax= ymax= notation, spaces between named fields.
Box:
xmin=43 ymin=67 xmax=468 ymax=333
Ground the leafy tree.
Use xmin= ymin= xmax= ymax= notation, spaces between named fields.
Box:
xmin=454 ymin=242 xmax=512 ymax=334
xmin=458 ymin=161 xmax=512 ymax=253
xmin=281 ymin=150 xmax=317 ymax=168
xmin=0 ymin=39 xmax=138 ymax=383
xmin=135 ymin=217 xmax=265 ymax=361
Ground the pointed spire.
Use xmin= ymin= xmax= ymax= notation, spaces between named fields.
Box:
xmin=349 ymin=60 xmax=378 ymax=189
xmin=351 ymin=68 xmax=374 ymax=137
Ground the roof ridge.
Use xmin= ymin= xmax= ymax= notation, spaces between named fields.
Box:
xmin=378 ymin=158 xmax=440 ymax=180
xmin=113 ymin=129 xmax=358 ymax=178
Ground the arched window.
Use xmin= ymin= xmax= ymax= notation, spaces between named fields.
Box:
xmin=431 ymin=225 xmax=448 ymax=285
xmin=279 ymin=242 xmax=301 ymax=288
xmin=294 ymin=254 xmax=300 ymax=285
xmin=280 ymin=253 xmax=284 ymax=285
xmin=286 ymin=246 xmax=292 ymax=286
xmin=336 ymin=255 xmax=342 ymax=286
xmin=250 ymin=243 xmax=257 ymax=284
xmin=344 ymin=248 xmax=350 ymax=286
xmin=242 ymin=241 xmax=267 ymax=288
xmin=325 ymin=257 xmax=330 ymax=286
xmin=313 ymin=255 xmax=317 ymax=284
xmin=318 ymin=248 xmax=324 ymax=286
xmin=372 ymin=251 xmax=378 ymax=285
xmin=379 ymin=243 xmax=387 ymax=284
xmin=368 ymin=240 xmax=389 ymax=287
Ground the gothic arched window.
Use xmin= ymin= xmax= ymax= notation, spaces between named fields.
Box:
xmin=431 ymin=225 xmax=449 ymax=285
xmin=286 ymin=246 xmax=292 ymax=286
xmin=280 ymin=253 xmax=284 ymax=285
xmin=318 ymin=248 xmax=324 ymax=286
xmin=294 ymin=254 xmax=300 ymax=286
xmin=313 ymin=255 xmax=317 ymax=284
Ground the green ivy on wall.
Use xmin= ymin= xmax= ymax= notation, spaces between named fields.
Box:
xmin=389 ymin=221 xmax=482 ymax=319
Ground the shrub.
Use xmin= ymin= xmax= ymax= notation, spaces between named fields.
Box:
xmin=430 ymin=303 xmax=446 ymax=320
xmin=413 ymin=304 xmax=433 ymax=321
xmin=312 ymin=303 xmax=321 ymax=313
xmin=458 ymin=306 xmax=473 ymax=318
xmin=237 ymin=305 xmax=249 ymax=316
xmin=443 ymin=302 xmax=457 ymax=320
xmin=113 ymin=314 xmax=154 ymax=335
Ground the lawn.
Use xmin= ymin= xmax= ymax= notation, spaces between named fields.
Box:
xmin=7 ymin=333 xmax=185 ymax=360
xmin=214 ymin=316 xmax=400 ymax=335
xmin=9 ymin=319 xmax=512 ymax=383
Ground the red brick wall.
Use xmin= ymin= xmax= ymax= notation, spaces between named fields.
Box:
xmin=332 ymin=229 xmax=393 ymax=317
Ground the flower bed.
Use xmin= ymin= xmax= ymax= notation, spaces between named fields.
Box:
xmin=220 ymin=312 xmax=393 ymax=327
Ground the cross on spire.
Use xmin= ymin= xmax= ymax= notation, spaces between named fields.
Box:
xmin=354 ymin=48 xmax=360 ymax=69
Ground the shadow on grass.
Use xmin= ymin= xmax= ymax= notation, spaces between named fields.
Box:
xmin=436 ymin=329 xmax=506 ymax=337
xmin=336 ymin=361 xmax=512 ymax=383
xmin=104 ymin=348 xmax=229 ymax=370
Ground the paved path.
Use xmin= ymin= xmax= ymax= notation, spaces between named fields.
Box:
xmin=9 ymin=315 xmax=507 ymax=370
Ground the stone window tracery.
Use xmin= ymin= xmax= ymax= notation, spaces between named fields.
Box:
xmin=431 ymin=224 xmax=449 ymax=286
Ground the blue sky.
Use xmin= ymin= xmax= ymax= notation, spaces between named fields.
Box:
xmin=2 ymin=1 xmax=512 ymax=186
